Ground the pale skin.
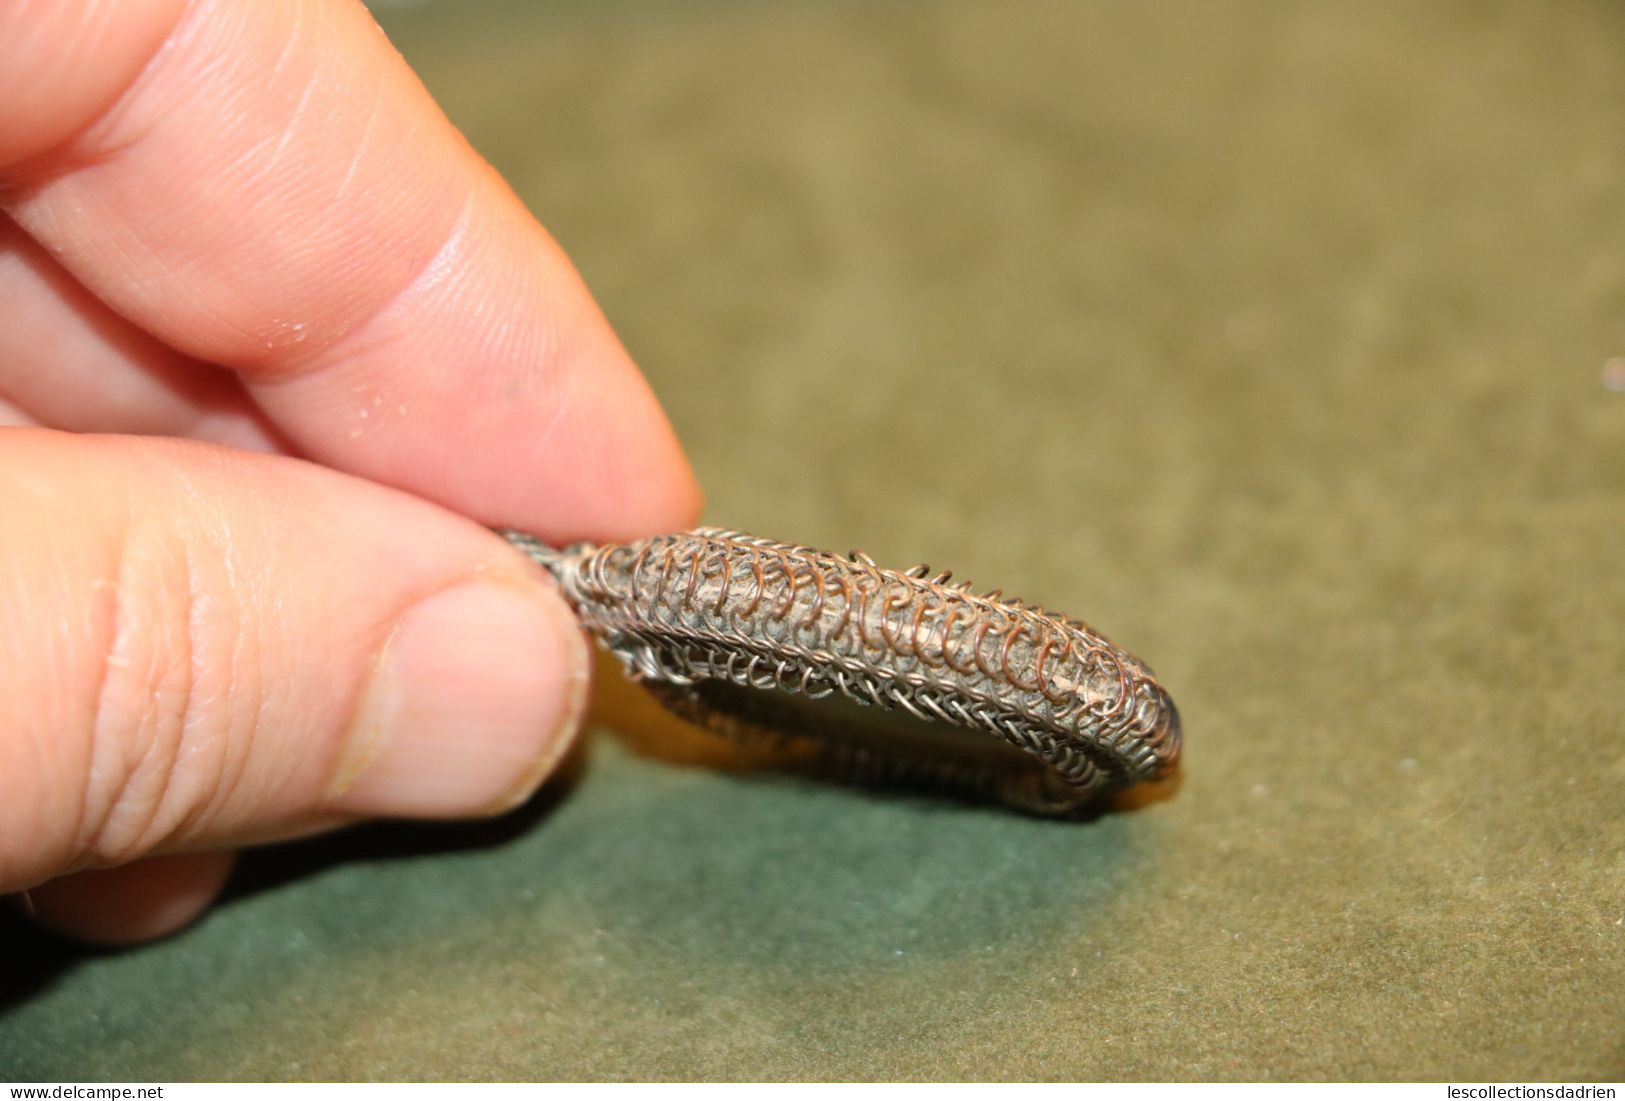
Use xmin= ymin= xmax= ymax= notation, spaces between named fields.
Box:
xmin=0 ymin=0 xmax=701 ymax=943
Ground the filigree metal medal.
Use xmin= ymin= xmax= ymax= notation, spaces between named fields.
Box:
xmin=503 ymin=527 xmax=1180 ymax=814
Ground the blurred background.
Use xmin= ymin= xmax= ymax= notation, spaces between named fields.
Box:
xmin=4 ymin=0 xmax=1622 ymax=1081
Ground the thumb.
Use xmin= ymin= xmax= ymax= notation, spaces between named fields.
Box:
xmin=1 ymin=428 xmax=590 ymax=898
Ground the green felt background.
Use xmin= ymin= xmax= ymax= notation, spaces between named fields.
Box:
xmin=3 ymin=0 xmax=1624 ymax=1081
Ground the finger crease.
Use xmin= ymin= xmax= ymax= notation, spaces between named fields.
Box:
xmin=0 ymin=0 xmax=199 ymax=193
xmin=249 ymin=180 xmax=477 ymax=381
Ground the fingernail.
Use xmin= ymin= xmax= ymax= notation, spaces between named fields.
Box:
xmin=333 ymin=576 xmax=590 ymax=818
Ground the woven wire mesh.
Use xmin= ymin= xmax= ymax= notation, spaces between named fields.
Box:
xmin=506 ymin=527 xmax=1180 ymax=814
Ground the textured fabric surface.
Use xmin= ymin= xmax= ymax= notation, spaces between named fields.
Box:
xmin=3 ymin=0 xmax=1623 ymax=1081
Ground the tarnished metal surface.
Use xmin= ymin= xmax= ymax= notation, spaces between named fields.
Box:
xmin=504 ymin=527 xmax=1180 ymax=814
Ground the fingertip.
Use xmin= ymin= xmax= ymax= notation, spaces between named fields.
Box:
xmin=332 ymin=574 xmax=592 ymax=820
xmin=2 ymin=0 xmax=704 ymax=544
xmin=0 ymin=430 xmax=602 ymax=888
xmin=25 ymin=850 xmax=236 ymax=946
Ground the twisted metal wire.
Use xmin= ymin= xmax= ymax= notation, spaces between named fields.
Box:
xmin=503 ymin=527 xmax=1180 ymax=814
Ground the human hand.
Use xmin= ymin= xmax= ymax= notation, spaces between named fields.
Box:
xmin=0 ymin=0 xmax=700 ymax=942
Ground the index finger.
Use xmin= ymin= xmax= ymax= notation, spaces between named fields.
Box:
xmin=0 ymin=0 xmax=700 ymax=542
